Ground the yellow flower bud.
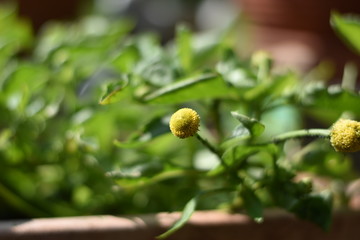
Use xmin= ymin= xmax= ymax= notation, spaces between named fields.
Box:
xmin=330 ymin=119 xmax=360 ymax=152
xmin=169 ymin=108 xmax=200 ymax=138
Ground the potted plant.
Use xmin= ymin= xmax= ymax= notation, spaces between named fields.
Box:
xmin=1 ymin=3 xmax=360 ymax=240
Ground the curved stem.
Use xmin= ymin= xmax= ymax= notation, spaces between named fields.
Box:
xmin=195 ymin=133 xmax=228 ymax=167
xmin=196 ymin=133 xmax=221 ymax=156
xmin=272 ymin=129 xmax=330 ymax=143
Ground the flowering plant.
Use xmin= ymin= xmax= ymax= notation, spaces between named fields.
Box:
xmin=99 ymin=12 xmax=360 ymax=238
xmin=1 ymin=4 xmax=360 ymax=238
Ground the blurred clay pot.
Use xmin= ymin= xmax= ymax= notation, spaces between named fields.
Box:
xmin=235 ymin=0 xmax=360 ymax=33
xmin=233 ymin=0 xmax=360 ymax=74
xmin=1 ymin=210 xmax=360 ymax=240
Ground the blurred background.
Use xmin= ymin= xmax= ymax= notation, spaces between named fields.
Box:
xmin=10 ymin=0 xmax=360 ymax=74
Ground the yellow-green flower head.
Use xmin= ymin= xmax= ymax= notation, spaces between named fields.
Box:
xmin=330 ymin=119 xmax=360 ymax=152
xmin=169 ymin=108 xmax=200 ymax=138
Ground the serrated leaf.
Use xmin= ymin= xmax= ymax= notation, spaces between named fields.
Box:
xmin=114 ymin=115 xmax=170 ymax=148
xmin=156 ymin=195 xmax=198 ymax=239
xmin=99 ymin=76 xmax=130 ymax=105
xmin=143 ymin=73 xmax=232 ymax=104
xmin=231 ymin=111 xmax=265 ymax=137
xmin=331 ymin=12 xmax=360 ymax=54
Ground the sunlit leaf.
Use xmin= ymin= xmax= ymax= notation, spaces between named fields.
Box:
xmin=111 ymin=45 xmax=140 ymax=74
xmin=220 ymin=131 xmax=250 ymax=151
xmin=139 ymin=58 xmax=175 ymax=86
xmin=222 ymin=145 xmax=264 ymax=169
xmin=243 ymin=72 xmax=297 ymax=103
xmin=231 ymin=111 xmax=265 ymax=137
xmin=216 ymin=49 xmax=256 ymax=88
xmin=192 ymin=22 xmax=239 ymax=69
xmin=0 ymin=5 xmax=33 ymax=56
xmin=2 ymin=63 xmax=49 ymax=95
xmin=0 ymin=129 xmax=13 ymax=149
xmin=156 ymin=195 xmax=198 ymax=239
xmin=99 ymin=76 xmax=130 ymax=105
xmin=144 ymin=73 xmax=232 ymax=104
xmin=114 ymin=115 xmax=170 ymax=148
xmin=302 ymin=85 xmax=360 ymax=122
xmin=331 ymin=12 xmax=360 ymax=54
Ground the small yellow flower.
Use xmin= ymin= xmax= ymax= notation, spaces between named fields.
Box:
xmin=169 ymin=108 xmax=200 ymax=138
xmin=330 ymin=119 xmax=360 ymax=152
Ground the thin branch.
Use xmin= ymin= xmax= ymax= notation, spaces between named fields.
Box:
xmin=272 ymin=129 xmax=330 ymax=143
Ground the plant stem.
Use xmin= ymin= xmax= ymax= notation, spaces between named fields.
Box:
xmin=195 ymin=133 xmax=227 ymax=167
xmin=272 ymin=129 xmax=330 ymax=143
xmin=196 ymin=133 xmax=220 ymax=156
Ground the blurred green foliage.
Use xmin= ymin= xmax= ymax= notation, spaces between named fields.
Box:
xmin=1 ymin=5 xmax=360 ymax=237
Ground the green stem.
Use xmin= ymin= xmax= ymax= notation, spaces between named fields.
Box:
xmin=272 ymin=129 xmax=330 ymax=143
xmin=195 ymin=133 xmax=227 ymax=167
xmin=196 ymin=133 xmax=221 ymax=156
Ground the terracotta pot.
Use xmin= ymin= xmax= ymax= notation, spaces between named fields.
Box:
xmin=1 ymin=210 xmax=360 ymax=240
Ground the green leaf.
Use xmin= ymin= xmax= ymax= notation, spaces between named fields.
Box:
xmin=216 ymin=49 xmax=256 ymax=87
xmin=114 ymin=115 xmax=170 ymax=148
xmin=2 ymin=63 xmax=49 ymax=95
xmin=251 ymin=51 xmax=273 ymax=82
xmin=222 ymin=145 xmax=261 ymax=168
xmin=176 ymin=24 xmax=193 ymax=72
xmin=241 ymin=186 xmax=263 ymax=222
xmin=0 ymin=128 xmax=13 ymax=149
xmin=220 ymin=130 xmax=250 ymax=151
xmin=243 ymin=72 xmax=297 ymax=103
xmin=219 ymin=144 xmax=277 ymax=174
xmin=0 ymin=5 xmax=33 ymax=56
xmin=111 ymin=45 xmax=140 ymax=74
xmin=303 ymin=85 xmax=360 ymax=121
xmin=331 ymin=12 xmax=360 ymax=54
xmin=192 ymin=22 xmax=239 ymax=69
xmin=215 ymin=143 xmax=276 ymax=176
xmin=143 ymin=73 xmax=232 ymax=104
xmin=99 ymin=76 xmax=130 ymax=105
xmin=156 ymin=195 xmax=198 ymax=239
xmin=290 ymin=192 xmax=333 ymax=231
xmin=138 ymin=58 xmax=175 ymax=86
xmin=231 ymin=111 xmax=265 ymax=137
